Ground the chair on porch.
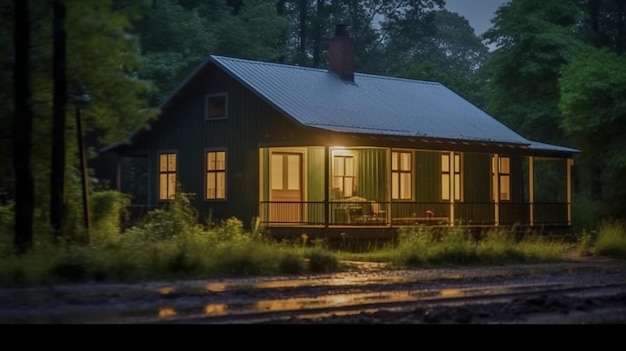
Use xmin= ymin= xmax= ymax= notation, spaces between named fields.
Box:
xmin=358 ymin=201 xmax=386 ymax=223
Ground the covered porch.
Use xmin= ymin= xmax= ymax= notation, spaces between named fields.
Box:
xmin=258 ymin=145 xmax=573 ymax=233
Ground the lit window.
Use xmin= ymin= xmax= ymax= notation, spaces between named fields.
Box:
xmin=496 ymin=156 xmax=511 ymax=201
xmin=206 ymin=94 xmax=227 ymax=119
xmin=332 ymin=154 xmax=356 ymax=198
xmin=441 ymin=153 xmax=461 ymax=201
xmin=392 ymin=151 xmax=412 ymax=200
xmin=159 ymin=153 xmax=177 ymax=200
xmin=206 ymin=151 xmax=226 ymax=199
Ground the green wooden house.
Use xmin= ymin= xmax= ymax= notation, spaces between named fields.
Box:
xmin=103 ymin=25 xmax=579 ymax=239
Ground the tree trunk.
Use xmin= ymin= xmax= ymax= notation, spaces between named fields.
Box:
xmin=50 ymin=0 xmax=67 ymax=240
xmin=297 ymin=0 xmax=308 ymax=65
xmin=13 ymin=0 xmax=35 ymax=254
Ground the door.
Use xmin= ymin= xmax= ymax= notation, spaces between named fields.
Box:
xmin=270 ymin=152 xmax=302 ymax=222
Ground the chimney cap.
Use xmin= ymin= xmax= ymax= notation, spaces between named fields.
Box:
xmin=335 ymin=23 xmax=349 ymax=37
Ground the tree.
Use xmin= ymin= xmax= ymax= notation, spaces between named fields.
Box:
xmin=559 ymin=49 xmax=626 ymax=218
xmin=213 ymin=0 xmax=289 ymax=61
xmin=392 ymin=9 xmax=490 ymax=107
xmin=579 ymin=0 xmax=626 ymax=54
xmin=482 ymin=0 xmax=589 ymax=144
xmin=377 ymin=0 xmax=445 ymax=73
xmin=12 ymin=0 xmax=35 ymax=254
xmin=137 ymin=0 xmax=218 ymax=105
xmin=1 ymin=0 xmax=159 ymax=245
xmin=50 ymin=0 xmax=67 ymax=241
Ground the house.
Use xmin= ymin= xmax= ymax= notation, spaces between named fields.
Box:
xmin=102 ymin=24 xmax=579 ymax=239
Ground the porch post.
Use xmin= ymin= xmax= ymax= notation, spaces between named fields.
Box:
xmin=325 ymin=145 xmax=330 ymax=228
xmin=493 ymin=154 xmax=499 ymax=226
xmin=529 ymin=156 xmax=534 ymax=226
xmin=449 ymin=151 xmax=454 ymax=226
xmin=567 ymin=157 xmax=573 ymax=226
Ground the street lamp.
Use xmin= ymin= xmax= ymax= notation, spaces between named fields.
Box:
xmin=71 ymin=92 xmax=91 ymax=240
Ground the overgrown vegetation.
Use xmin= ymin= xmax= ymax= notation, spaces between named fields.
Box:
xmin=1 ymin=192 xmax=625 ymax=287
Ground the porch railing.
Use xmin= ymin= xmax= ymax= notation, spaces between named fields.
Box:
xmin=258 ymin=201 xmax=569 ymax=227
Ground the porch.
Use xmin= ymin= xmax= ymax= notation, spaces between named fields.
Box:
xmin=259 ymin=200 xmax=570 ymax=228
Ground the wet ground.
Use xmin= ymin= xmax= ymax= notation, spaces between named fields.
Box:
xmin=1 ymin=256 xmax=625 ymax=324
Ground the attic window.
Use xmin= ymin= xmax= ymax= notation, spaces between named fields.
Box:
xmin=206 ymin=94 xmax=227 ymax=120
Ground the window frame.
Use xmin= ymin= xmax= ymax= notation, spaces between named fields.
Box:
xmin=497 ymin=156 xmax=511 ymax=201
xmin=441 ymin=152 xmax=462 ymax=201
xmin=205 ymin=148 xmax=227 ymax=200
xmin=158 ymin=151 xmax=178 ymax=201
xmin=205 ymin=93 xmax=228 ymax=120
xmin=391 ymin=150 xmax=412 ymax=200
xmin=331 ymin=152 xmax=357 ymax=198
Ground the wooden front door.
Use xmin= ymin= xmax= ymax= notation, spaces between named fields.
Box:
xmin=270 ymin=152 xmax=302 ymax=223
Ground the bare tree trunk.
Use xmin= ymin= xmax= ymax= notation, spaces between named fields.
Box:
xmin=50 ymin=0 xmax=67 ymax=241
xmin=13 ymin=0 xmax=35 ymax=254
xmin=311 ymin=0 xmax=325 ymax=68
xmin=297 ymin=0 xmax=308 ymax=65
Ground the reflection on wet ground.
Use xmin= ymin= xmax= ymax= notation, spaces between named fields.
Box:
xmin=1 ymin=260 xmax=623 ymax=323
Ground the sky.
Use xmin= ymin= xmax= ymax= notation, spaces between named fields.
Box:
xmin=442 ymin=0 xmax=510 ymax=35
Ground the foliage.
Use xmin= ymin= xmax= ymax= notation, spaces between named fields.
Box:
xmin=123 ymin=191 xmax=199 ymax=242
xmin=571 ymin=190 xmax=600 ymax=234
xmin=306 ymin=248 xmax=339 ymax=273
xmin=576 ymin=229 xmax=594 ymax=256
xmin=1 ymin=0 xmax=159 ymax=253
xmin=90 ymin=190 xmax=131 ymax=246
xmin=381 ymin=226 xmax=570 ymax=267
xmin=137 ymin=0 xmax=218 ymax=105
xmin=213 ymin=0 xmax=289 ymax=61
xmin=482 ymin=0 xmax=590 ymax=143
xmin=559 ymin=48 xmax=626 ymax=218
xmin=593 ymin=220 xmax=626 ymax=258
xmin=0 ymin=201 xmax=14 ymax=257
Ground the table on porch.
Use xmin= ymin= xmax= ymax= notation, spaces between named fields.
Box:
xmin=392 ymin=216 xmax=449 ymax=226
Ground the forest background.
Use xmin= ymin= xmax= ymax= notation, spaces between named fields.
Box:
xmin=2 ymin=0 xmax=625 ymax=254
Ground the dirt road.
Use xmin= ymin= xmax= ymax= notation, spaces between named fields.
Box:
xmin=1 ymin=256 xmax=625 ymax=324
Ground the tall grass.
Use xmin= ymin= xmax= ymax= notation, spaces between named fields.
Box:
xmin=0 ymin=193 xmax=340 ymax=286
xmin=337 ymin=226 xmax=571 ymax=268
xmin=2 ymin=191 xmax=625 ymax=287
xmin=593 ymin=220 xmax=626 ymax=258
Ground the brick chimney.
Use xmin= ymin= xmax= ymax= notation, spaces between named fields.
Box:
xmin=328 ymin=24 xmax=354 ymax=82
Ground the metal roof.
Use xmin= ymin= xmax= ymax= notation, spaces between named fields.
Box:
xmin=104 ymin=54 xmax=579 ymax=156
xmin=211 ymin=55 xmax=532 ymax=145
xmin=527 ymin=140 xmax=579 ymax=154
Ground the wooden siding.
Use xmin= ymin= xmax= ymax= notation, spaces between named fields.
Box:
xmin=463 ymin=153 xmax=491 ymax=203
xmin=415 ymin=150 xmax=440 ymax=202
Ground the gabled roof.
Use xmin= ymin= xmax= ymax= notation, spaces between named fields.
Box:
xmin=106 ymin=54 xmax=579 ymax=156
xmin=209 ymin=55 xmax=530 ymax=145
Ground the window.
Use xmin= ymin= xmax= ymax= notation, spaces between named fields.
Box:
xmin=159 ymin=153 xmax=177 ymax=200
xmin=206 ymin=94 xmax=227 ymax=119
xmin=493 ymin=156 xmax=511 ymax=201
xmin=392 ymin=151 xmax=412 ymax=200
xmin=441 ymin=153 xmax=461 ymax=201
xmin=206 ymin=150 xmax=226 ymax=199
xmin=332 ymin=154 xmax=356 ymax=198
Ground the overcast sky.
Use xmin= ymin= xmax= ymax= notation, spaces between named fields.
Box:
xmin=442 ymin=0 xmax=510 ymax=35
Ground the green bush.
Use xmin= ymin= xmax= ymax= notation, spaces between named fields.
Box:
xmin=307 ymin=249 xmax=339 ymax=273
xmin=594 ymin=220 xmax=626 ymax=258
xmin=0 ymin=201 xmax=14 ymax=257
xmin=278 ymin=252 xmax=306 ymax=274
xmin=91 ymin=190 xmax=131 ymax=246
xmin=123 ymin=192 xmax=200 ymax=242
